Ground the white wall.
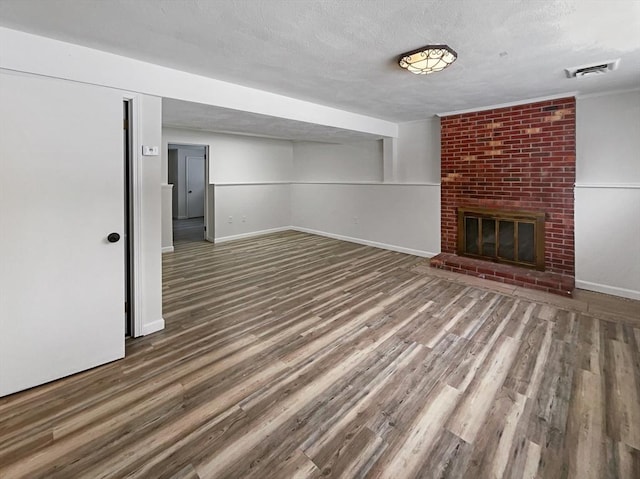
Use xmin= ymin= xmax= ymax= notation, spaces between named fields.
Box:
xmin=288 ymin=137 xmax=440 ymax=256
xmin=210 ymin=135 xmax=293 ymax=184
xmin=577 ymin=90 xmax=640 ymax=184
xmin=575 ymin=90 xmax=640 ymax=299
xmin=575 ymin=188 xmax=640 ymax=299
xmin=397 ymin=118 xmax=441 ymax=183
xmin=215 ymin=184 xmax=291 ymax=241
xmin=162 ymin=128 xmax=294 ymax=244
xmin=293 ymin=141 xmax=383 ymax=182
xmin=291 ymin=184 xmax=441 ymax=257
xmin=135 ymin=94 xmax=165 ymax=334
xmin=162 ymin=128 xmax=293 ymax=183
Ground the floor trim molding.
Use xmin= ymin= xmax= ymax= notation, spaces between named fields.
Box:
xmin=291 ymin=226 xmax=436 ymax=258
xmin=140 ymin=318 xmax=165 ymax=336
xmin=215 ymin=226 xmax=291 ymax=243
xmin=575 ymin=279 xmax=640 ymax=301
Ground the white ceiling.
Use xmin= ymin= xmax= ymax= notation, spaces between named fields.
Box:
xmin=1 ymin=0 xmax=639 ymax=141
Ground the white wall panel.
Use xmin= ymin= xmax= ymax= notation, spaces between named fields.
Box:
xmin=397 ymin=118 xmax=441 ymax=183
xmin=162 ymin=128 xmax=293 ymax=184
xmin=215 ymin=184 xmax=291 ymax=241
xmin=293 ymin=141 xmax=383 ymax=182
xmin=291 ymin=183 xmax=440 ymax=257
xmin=135 ymin=94 xmax=164 ymax=335
xmin=575 ymin=186 xmax=640 ymax=299
xmin=575 ymin=91 xmax=640 ymax=298
xmin=211 ymin=136 xmax=293 ymax=183
xmin=577 ymin=91 xmax=640 ymax=183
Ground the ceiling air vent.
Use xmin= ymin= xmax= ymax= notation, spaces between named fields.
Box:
xmin=565 ymin=59 xmax=620 ymax=78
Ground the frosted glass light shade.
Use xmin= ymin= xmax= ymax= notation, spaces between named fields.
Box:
xmin=398 ymin=45 xmax=457 ymax=74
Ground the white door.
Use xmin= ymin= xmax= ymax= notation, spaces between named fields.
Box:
xmin=0 ymin=71 xmax=125 ymax=397
xmin=186 ymin=156 xmax=205 ymax=218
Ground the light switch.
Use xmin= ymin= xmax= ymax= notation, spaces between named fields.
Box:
xmin=142 ymin=146 xmax=159 ymax=156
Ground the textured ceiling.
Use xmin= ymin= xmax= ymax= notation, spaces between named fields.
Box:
xmin=1 ymin=0 xmax=639 ymax=139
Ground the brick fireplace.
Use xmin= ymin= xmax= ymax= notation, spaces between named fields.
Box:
xmin=430 ymin=97 xmax=576 ymax=296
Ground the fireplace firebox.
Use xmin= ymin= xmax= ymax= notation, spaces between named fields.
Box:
xmin=457 ymin=207 xmax=545 ymax=271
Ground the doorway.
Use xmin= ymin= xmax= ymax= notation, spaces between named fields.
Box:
xmin=168 ymin=143 xmax=208 ymax=243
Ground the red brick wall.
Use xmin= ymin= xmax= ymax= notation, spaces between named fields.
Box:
xmin=440 ymin=97 xmax=576 ymax=276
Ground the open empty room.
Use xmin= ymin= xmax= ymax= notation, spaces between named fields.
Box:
xmin=1 ymin=1 xmax=639 ymax=478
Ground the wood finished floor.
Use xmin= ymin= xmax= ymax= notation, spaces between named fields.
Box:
xmin=173 ymin=217 xmax=205 ymax=242
xmin=1 ymin=231 xmax=639 ymax=478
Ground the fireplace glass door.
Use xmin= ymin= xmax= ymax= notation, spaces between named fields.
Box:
xmin=458 ymin=208 xmax=545 ymax=270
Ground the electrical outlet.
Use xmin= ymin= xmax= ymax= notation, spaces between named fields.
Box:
xmin=227 ymin=216 xmax=233 ymax=224
xmin=242 ymin=215 xmax=246 ymax=223
xmin=353 ymin=216 xmax=359 ymax=224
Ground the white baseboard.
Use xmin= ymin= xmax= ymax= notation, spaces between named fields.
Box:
xmin=291 ymin=226 xmax=437 ymax=258
xmin=575 ymin=279 xmax=640 ymax=301
xmin=215 ymin=226 xmax=291 ymax=243
xmin=161 ymin=246 xmax=174 ymax=253
xmin=205 ymin=235 xmax=215 ymax=243
xmin=140 ymin=318 xmax=165 ymax=336
xmin=183 ymin=225 xmax=436 ymax=259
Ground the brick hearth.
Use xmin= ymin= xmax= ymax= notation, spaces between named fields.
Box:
xmin=431 ymin=253 xmax=575 ymax=296
xmin=432 ymin=97 xmax=576 ymax=296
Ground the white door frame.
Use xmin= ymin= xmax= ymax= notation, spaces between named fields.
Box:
xmin=168 ymin=143 xmax=213 ymax=242
xmin=204 ymin=145 xmax=215 ymax=243
xmin=123 ymin=93 xmax=144 ymax=338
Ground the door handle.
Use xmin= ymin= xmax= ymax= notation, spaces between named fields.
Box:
xmin=107 ymin=233 xmax=121 ymax=243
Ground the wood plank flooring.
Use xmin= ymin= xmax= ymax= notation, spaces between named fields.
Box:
xmin=173 ymin=217 xmax=205 ymax=242
xmin=1 ymin=231 xmax=639 ymax=478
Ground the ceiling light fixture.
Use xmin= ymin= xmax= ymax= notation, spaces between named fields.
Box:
xmin=398 ymin=45 xmax=457 ymax=75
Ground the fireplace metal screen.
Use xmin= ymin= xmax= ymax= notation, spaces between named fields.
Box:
xmin=457 ymin=207 xmax=545 ymax=270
